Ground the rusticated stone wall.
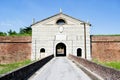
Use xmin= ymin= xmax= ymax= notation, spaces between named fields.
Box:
xmin=0 ymin=36 xmax=31 ymax=64
xmin=91 ymin=35 xmax=120 ymax=62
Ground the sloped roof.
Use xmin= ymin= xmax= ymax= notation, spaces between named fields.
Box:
xmin=31 ymin=12 xmax=91 ymax=26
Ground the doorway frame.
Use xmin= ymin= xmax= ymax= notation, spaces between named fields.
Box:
xmin=56 ymin=42 xmax=66 ymax=57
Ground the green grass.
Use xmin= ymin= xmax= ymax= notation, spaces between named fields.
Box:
xmin=0 ymin=60 xmax=31 ymax=75
xmin=93 ymin=59 xmax=120 ymax=70
xmin=101 ymin=62 xmax=120 ymax=70
xmin=0 ymin=33 xmax=32 ymax=36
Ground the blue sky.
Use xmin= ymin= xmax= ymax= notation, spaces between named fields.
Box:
xmin=0 ymin=0 xmax=120 ymax=34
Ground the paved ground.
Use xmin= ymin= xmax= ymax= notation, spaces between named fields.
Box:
xmin=29 ymin=57 xmax=92 ymax=80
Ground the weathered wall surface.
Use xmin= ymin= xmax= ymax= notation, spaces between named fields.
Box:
xmin=0 ymin=36 xmax=31 ymax=64
xmin=91 ymin=36 xmax=120 ymax=62
xmin=0 ymin=35 xmax=120 ymax=64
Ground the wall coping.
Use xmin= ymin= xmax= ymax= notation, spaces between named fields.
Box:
xmin=68 ymin=54 xmax=120 ymax=80
xmin=0 ymin=36 xmax=31 ymax=42
xmin=91 ymin=35 xmax=120 ymax=42
xmin=0 ymin=54 xmax=54 ymax=80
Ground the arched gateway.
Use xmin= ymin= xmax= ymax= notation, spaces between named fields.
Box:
xmin=31 ymin=12 xmax=91 ymax=60
xmin=56 ymin=43 xmax=66 ymax=56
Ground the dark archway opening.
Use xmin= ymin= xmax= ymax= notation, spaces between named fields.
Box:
xmin=40 ymin=48 xmax=45 ymax=58
xmin=56 ymin=43 xmax=66 ymax=57
xmin=77 ymin=48 xmax=82 ymax=57
xmin=40 ymin=48 xmax=45 ymax=53
xmin=56 ymin=19 xmax=66 ymax=25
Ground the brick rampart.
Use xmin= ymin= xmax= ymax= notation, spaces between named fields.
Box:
xmin=0 ymin=36 xmax=31 ymax=64
xmin=91 ymin=35 xmax=120 ymax=62
xmin=0 ymin=35 xmax=120 ymax=64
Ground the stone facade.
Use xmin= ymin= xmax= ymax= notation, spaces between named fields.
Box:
xmin=31 ymin=13 xmax=91 ymax=60
xmin=1 ymin=14 xmax=120 ymax=63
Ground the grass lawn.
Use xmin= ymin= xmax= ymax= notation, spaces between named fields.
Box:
xmin=101 ymin=62 xmax=120 ymax=70
xmin=0 ymin=60 xmax=31 ymax=75
xmin=93 ymin=59 xmax=120 ymax=70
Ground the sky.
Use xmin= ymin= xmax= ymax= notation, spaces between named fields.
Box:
xmin=0 ymin=0 xmax=120 ymax=35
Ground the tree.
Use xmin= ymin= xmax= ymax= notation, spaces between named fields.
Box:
xmin=0 ymin=32 xmax=7 ymax=36
xmin=8 ymin=29 xmax=17 ymax=36
xmin=19 ymin=26 xmax=32 ymax=36
xmin=0 ymin=26 xmax=32 ymax=36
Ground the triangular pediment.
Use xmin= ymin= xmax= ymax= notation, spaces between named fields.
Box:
xmin=31 ymin=13 xmax=90 ymax=26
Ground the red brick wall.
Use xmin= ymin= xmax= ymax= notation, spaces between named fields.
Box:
xmin=91 ymin=36 xmax=120 ymax=62
xmin=0 ymin=36 xmax=31 ymax=64
xmin=0 ymin=36 xmax=120 ymax=63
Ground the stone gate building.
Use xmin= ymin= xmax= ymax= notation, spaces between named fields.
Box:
xmin=31 ymin=13 xmax=91 ymax=60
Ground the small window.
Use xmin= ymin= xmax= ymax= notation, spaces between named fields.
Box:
xmin=56 ymin=19 xmax=66 ymax=25
xmin=40 ymin=48 xmax=45 ymax=53
xmin=77 ymin=48 xmax=82 ymax=57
